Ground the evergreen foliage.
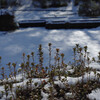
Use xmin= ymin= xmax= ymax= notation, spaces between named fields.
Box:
xmin=32 ymin=0 xmax=69 ymax=8
xmin=74 ymin=0 xmax=100 ymax=17
xmin=0 ymin=0 xmax=20 ymax=8
xmin=78 ymin=0 xmax=100 ymax=17
xmin=0 ymin=11 xmax=18 ymax=31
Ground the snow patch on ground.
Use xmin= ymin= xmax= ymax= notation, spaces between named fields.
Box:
xmin=88 ymin=89 xmax=100 ymax=100
xmin=0 ymin=70 xmax=99 ymax=99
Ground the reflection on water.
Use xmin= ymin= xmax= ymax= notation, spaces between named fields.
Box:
xmin=0 ymin=27 xmax=100 ymax=75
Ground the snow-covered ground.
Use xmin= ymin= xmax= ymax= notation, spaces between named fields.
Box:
xmin=14 ymin=0 xmax=79 ymax=21
xmin=0 ymin=27 xmax=100 ymax=72
xmin=0 ymin=0 xmax=100 ymax=100
xmin=14 ymin=0 xmax=100 ymax=22
xmin=88 ymin=89 xmax=100 ymax=100
xmin=0 ymin=67 xmax=99 ymax=100
xmin=0 ymin=0 xmax=100 ymax=74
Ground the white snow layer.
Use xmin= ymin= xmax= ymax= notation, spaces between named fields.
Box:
xmin=88 ymin=89 xmax=100 ymax=100
xmin=0 ymin=0 xmax=100 ymax=100
xmin=0 ymin=9 xmax=13 ymax=16
xmin=0 ymin=27 xmax=100 ymax=72
xmin=0 ymin=70 xmax=100 ymax=100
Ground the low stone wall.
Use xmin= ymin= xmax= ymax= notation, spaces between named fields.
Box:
xmin=18 ymin=19 xmax=100 ymax=29
xmin=18 ymin=20 xmax=46 ymax=28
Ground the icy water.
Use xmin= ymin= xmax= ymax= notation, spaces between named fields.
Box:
xmin=0 ymin=27 xmax=100 ymax=75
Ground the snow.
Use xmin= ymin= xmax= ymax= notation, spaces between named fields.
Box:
xmin=14 ymin=0 xmax=100 ymax=23
xmin=0 ymin=32 xmax=7 ymax=36
xmin=0 ymin=70 xmax=99 ymax=100
xmin=0 ymin=75 xmax=49 ymax=100
xmin=65 ymin=93 xmax=74 ymax=99
xmin=41 ymin=91 xmax=49 ymax=100
xmin=88 ymin=89 xmax=100 ymax=100
xmin=19 ymin=0 xmax=33 ymax=6
xmin=19 ymin=20 xmax=46 ymax=24
xmin=70 ymin=19 xmax=100 ymax=23
xmin=46 ymin=20 xmax=66 ymax=25
xmin=0 ymin=9 xmax=13 ymax=16
xmin=44 ymin=83 xmax=51 ymax=91
xmin=0 ymin=0 xmax=100 ymax=75
xmin=0 ymin=27 xmax=100 ymax=75
xmin=89 ymin=62 xmax=100 ymax=70
xmin=54 ymin=71 xmax=100 ymax=85
xmin=0 ymin=0 xmax=100 ymax=99
xmin=14 ymin=0 xmax=79 ymax=22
